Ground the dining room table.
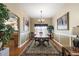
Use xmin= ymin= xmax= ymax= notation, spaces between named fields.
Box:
xmin=34 ymin=34 xmax=50 ymax=47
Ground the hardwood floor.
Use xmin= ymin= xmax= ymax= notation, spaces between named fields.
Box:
xmin=9 ymin=39 xmax=32 ymax=56
xmin=9 ymin=47 xmax=21 ymax=56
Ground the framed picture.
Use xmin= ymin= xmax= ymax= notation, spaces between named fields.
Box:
xmin=23 ymin=17 xmax=29 ymax=31
xmin=57 ymin=12 xmax=69 ymax=30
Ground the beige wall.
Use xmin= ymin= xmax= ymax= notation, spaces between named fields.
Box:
xmin=53 ymin=4 xmax=79 ymax=47
xmin=30 ymin=18 xmax=52 ymax=32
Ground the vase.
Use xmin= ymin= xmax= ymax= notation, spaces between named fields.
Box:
xmin=0 ymin=48 xmax=9 ymax=56
xmin=73 ymin=37 xmax=79 ymax=48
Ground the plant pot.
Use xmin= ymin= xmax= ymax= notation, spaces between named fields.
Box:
xmin=73 ymin=38 xmax=79 ymax=48
xmin=0 ymin=48 xmax=9 ymax=56
xmin=48 ymin=33 xmax=52 ymax=40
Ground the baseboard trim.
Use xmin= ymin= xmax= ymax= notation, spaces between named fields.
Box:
xmin=50 ymin=39 xmax=63 ymax=53
xmin=18 ymin=39 xmax=33 ymax=56
xmin=18 ymin=39 xmax=29 ymax=48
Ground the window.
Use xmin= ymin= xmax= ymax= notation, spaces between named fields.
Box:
xmin=34 ymin=24 xmax=48 ymax=36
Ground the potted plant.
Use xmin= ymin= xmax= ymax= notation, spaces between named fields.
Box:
xmin=0 ymin=3 xmax=14 ymax=55
xmin=47 ymin=25 xmax=54 ymax=40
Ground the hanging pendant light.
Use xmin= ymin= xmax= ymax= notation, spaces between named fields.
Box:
xmin=38 ymin=10 xmax=45 ymax=23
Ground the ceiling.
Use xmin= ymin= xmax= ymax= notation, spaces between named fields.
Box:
xmin=6 ymin=3 xmax=65 ymax=18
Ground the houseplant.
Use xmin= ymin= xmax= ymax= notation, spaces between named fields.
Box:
xmin=47 ymin=25 xmax=54 ymax=40
xmin=0 ymin=3 xmax=14 ymax=51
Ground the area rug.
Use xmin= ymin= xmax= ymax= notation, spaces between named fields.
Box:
xmin=21 ymin=40 xmax=62 ymax=56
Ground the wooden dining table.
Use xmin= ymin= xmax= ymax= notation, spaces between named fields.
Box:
xmin=34 ymin=34 xmax=50 ymax=47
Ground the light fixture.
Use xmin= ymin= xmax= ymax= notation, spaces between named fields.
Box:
xmin=38 ymin=10 xmax=45 ymax=23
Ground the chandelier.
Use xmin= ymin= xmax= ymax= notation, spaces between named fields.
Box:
xmin=38 ymin=10 xmax=45 ymax=23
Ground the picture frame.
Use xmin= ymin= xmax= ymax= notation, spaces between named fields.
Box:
xmin=57 ymin=12 xmax=69 ymax=30
xmin=23 ymin=17 xmax=29 ymax=31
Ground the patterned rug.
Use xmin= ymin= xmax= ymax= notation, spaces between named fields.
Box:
xmin=21 ymin=40 xmax=62 ymax=56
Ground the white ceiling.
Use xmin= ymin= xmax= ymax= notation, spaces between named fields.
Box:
xmin=6 ymin=3 xmax=65 ymax=18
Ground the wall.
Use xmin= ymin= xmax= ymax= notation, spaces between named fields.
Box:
xmin=30 ymin=18 xmax=52 ymax=32
xmin=53 ymin=4 xmax=79 ymax=47
xmin=5 ymin=4 xmax=30 ymax=47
